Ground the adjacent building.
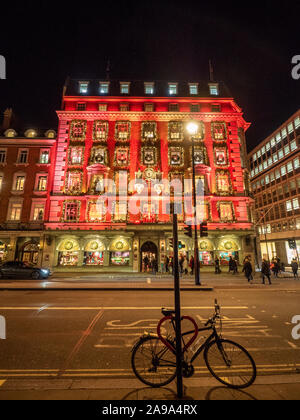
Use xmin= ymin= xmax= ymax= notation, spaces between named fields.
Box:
xmin=249 ymin=110 xmax=300 ymax=265
xmin=43 ymin=78 xmax=254 ymax=272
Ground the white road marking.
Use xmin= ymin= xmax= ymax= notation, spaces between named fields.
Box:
xmin=0 ymin=306 xmax=249 ymax=311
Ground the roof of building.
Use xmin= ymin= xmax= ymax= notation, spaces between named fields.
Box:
xmin=64 ymin=78 xmax=233 ymax=98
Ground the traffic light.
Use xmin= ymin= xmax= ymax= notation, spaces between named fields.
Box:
xmin=288 ymin=239 xmax=296 ymax=249
xmin=200 ymin=222 xmax=208 ymax=237
xmin=178 ymin=241 xmax=182 ymax=250
xmin=184 ymin=224 xmax=193 ymax=238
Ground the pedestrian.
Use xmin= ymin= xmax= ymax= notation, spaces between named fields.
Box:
xmin=143 ymin=255 xmax=149 ymax=273
xmin=152 ymin=257 xmax=158 ymax=275
xmin=261 ymin=259 xmax=272 ymax=285
xmin=228 ymin=256 xmax=235 ymax=274
xmin=291 ymin=259 xmax=299 ymax=278
xmin=189 ymin=255 xmax=194 ymax=275
xmin=215 ymin=257 xmax=221 ymax=274
xmin=169 ymin=258 xmax=173 ymax=275
xmin=183 ymin=256 xmax=189 ymax=275
xmin=179 ymin=256 xmax=184 ymax=274
xmin=271 ymin=259 xmax=279 ymax=278
xmin=233 ymin=258 xmax=238 ymax=274
xmin=242 ymin=258 xmax=253 ymax=283
xmin=165 ymin=256 xmax=169 ymax=273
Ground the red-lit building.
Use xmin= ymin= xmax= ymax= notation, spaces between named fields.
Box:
xmin=43 ymin=79 xmax=254 ymax=272
xmin=0 ymin=113 xmax=56 ymax=265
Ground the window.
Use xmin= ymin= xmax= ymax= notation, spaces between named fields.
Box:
xmin=211 ymin=104 xmax=221 ymax=112
xmin=115 ymin=121 xmax=131 ymax=141
xmin=89 ymin=174 xmax=105 ymax=194
xmin=40 ymin=150 xmax=50 ymax=164
xmin=0 ymin=150 xmax=6 ymax=163
xmin=142 ymin=122 xmax=157 ymax=140
xmin=278 ymin=149 xmax=284 ymax=160
xmin=70 ymin=120 xmax=87 ymax=141
xmin=288 ymin=122 xmax=294 ymax=134
xmin=144 ymin=103 xmax=154 ymax=112
xmin=120 ymin=82 xmax=130 ymax=94
xmin=293 ymin=157 xmax=300 ymax=170
xmin=209 ymin=83 xmax=219 ymax=95
xmin=77 ymin=103 xmax=86 ymax=111
xmin=14 ymin=176 xmax=25 ymax=191
xmin=281 ymin=165 xmax=286 ymax=176
xmin=64 ymin=202 xmax=80 ymax=222
xmin=286 ymin=200 xmax=292 ymax=212
xmin=93 ymin=121 xmax=108 ymax=141
xmin=295 ymin=116 xmax=300 ymax=129
xmin=168 ymin=103 xmax=179 ymax=112
xmin=212 ymin=122 xmax=227 ymax=140
xmin=144 ymin=82 xmax=154 ymax=95
xmin=32 ymin=204 xmax=45 ymax=221
xmin=87 ymin=201 xmax=105 ymax=222
xmin=190 ymin=104 xmax=200 ymax=112
xmin=168 ymin=121 xmax=183 ymax=141
xmin=273 ymin=153 xmax=278 ymax=163
xmin=214 ymin=147 xmax=228 ymax=166
xmin=98 ymin=103 xmax=108 ymax=111
xmin=69 ymin=147 xmax=84 ymax=165
xmin=120 ymin=103 xmax=130 ymax=112
xmin=290 ymin=140 xmax=297 ymax=151
xmin=79 ymin=81 xmax=89 ymax=94
xmin=284 ymin=144 xmax=290 ymax=155
xmin=36 ymin=176 xmax=47 ymax=191
xmin=89 ymin=147 xmax=107 ymax=165
xmin=65 ymin=172 xmax=82 ymax=194
xmin=276 ymin=133 xmax=281 ymax=143
xmin=114 ymin=147 xmax=130 ymax=167
xmin=113 ymin=201 xmax=127 ymax=221
xmin=189 ymin=83 xmax=198 ymax=95
xmin=218 ymin=202 xmax=234 ymax=221
xmin=287 ymin=162 xmax=293 ymax=173
xmin=293 ymin=198 xmax=299 ymax=210
xmin=99 ymin=82 xmax=109 ymax=94
xmin=9 ymin=203 xmax=22 ymax=221
xmin=18 ymin=150 xmax=28 ymax=164
xmin=168 ymin=83 xmax=178 ymax=95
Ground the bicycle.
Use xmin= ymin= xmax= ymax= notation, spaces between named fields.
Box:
xmin=131 ymin=299 xmax=257 ymax=389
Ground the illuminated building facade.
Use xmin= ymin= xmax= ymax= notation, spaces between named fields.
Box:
xmin=249 ymin=110 xmax=300 ymax=265
xmin=43 ymin=79 xmax=254 ymax=272
xmin=0 ymin=120 xmax=56 ymax=265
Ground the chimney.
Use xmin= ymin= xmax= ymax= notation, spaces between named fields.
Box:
xmin=2 ymin=108 xmax=13 ymax=130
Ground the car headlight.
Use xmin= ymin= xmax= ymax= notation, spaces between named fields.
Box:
xmin=41 ymin=269 xmax=49 ymax=274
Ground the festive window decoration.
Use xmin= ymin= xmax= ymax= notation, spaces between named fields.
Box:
xmin=68 ymin=147 xmax=84 ymax=166
xmin=191 ymin=121 xmax=205 ymax=142
xmin=87 ymin=201 xmax=106 ymax=222
xmin=168 ymin=147 xmax=184 ymax=167
xmin=141 ymin=147 xmax=157 ymax=166
xmin=196 ymin=202 xmax=211 ymax=222
xmin=69 ymin=120 xmax=87 ymax=142
xmin=214 ymin=146 xmax=228 ymax=166
xmin=62 ymin=200 xmax=81 ymax=222
xmin=112 ymin=201 xmax=127 ymax=222
xmin=89 ymin=174 xmax=105 ymax=194
xmin=89 ymin=147 xmax=108 ymax=165
xmin=217 ymin=201 xmax=235 ymax=222
xmin=115 ymin=121 xmax=131 ymax=141
xmin=141 ymin=121 xmax=157 ymax=142
xmin=114 ymin=147 xmax=130 ymax=167
xmin=215 ymin=170 xmax=232 ymax=195
xmin=141 ymin=202 xmax=158 ymax=223
xmin=190 ymin=146 xmax=209 ymax=165
xmin=65 ymin=171 xmax=83 ymax=195
xmin=168 ymin=121 xmax=184 ymax=141
xmin=212 ymin=122 xmax=227 ymax=140
xmin=93 ymin=121 xmax=108 ymax=141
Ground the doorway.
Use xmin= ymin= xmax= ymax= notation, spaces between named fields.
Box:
xmin=140 ymin=241 xmax=158 ymax=272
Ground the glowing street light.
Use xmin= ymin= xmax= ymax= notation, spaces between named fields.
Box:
xmin=186 ymin=121 xmax=199 ymax=136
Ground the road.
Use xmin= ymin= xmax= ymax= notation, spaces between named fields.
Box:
xmin=0 ymin=287 xmax=299 ymax=387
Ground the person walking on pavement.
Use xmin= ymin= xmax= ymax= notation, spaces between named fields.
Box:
xmin=179 ymin=256 xmax=184 ymax=274
xmin=215 ymin=257 xmax=221 ymax=274
xmin=261 ymin=259 xmax=272 ymax=285
xmin=242 ymin=258 xmax=253 ymax=283
xmin=183 ymin=256 xmax=189 ymax=275
xmin=189 ymin=255 xmax=194 ymax=275
xmin=271 ymin=258 xmax=279 ymax=278
xmin=165 ymin=256 xmax=169 ymax=273
xmin=291 ymin=259 xmax=299 ymax=278
xmin=228 ymin=256 xmax=234 ymax=274
xmin=152 ymin=257 xmax=158 ymax=275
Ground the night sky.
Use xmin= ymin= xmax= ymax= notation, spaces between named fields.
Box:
xmin=0 ymin=1 xmax=299 ymax=151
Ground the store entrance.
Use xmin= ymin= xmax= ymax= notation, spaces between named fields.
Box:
xmin=140 ymin=241 xmax=158 ymax=272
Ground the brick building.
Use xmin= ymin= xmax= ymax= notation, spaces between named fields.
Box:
xmin=43 ymin=78 xmax=254 ymax=272
xmin=0 ymin=112 xmax=56 ymax=265
xmin=249 ymin=110 xmax=300 ymax=265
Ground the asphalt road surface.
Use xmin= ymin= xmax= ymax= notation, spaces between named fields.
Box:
xmin=0 ymin=287 xmax=299 ymax=387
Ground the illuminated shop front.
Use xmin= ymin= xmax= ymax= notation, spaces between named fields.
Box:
xmin=83 ymin=240 xmax=105 ymax=266
xmin=57 ymin=239 xmax=80 ymax=266
xmin=0 ymin=241 xmax=8 ymax=262
xmin=198 ymin=239 xmax=214 ymax=265
xmin=217 ymin=239 xmax=240 ymax=264
xmin=109 ymin=238 xmax=131 ymax=267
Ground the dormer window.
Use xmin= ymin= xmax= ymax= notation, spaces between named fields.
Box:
xmin=79 ymin=81 xmax=89 ymax=94
xmin=168 ymin=83 xmax=178 ymax=95
xmin=4 ymin=129 xmax=17 ymax=138
xmin=144 ymin=82 xmax=154 ymax=95
xmin=189 ymin=83 xmax=198 ymax=95
xmin=209 ymin=83 xmax=219 ymax=95
xmin=120 ymin=82 xmax=130 ymax=94
xmin=99 ymin=82 xmax=109 ymax=94
xmin=25 ymin=129 xmax=37 ymax=138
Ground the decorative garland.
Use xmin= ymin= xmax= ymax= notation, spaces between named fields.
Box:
xmin=61 ymin=200 xmax=81 ymax=223
xmin=87 ymin=200 xmax=105 ymax=222
xmin=69 ymin=120 xmax=87 ymax=142
xmin=89 ymin=146 xmax=108 ymax=166
xmin=141 ymin=121 xmax=157 ymax=142
xmin=93 ymin=120 xmax=109 ymax=142
xmin=215 ymin=169 xmax=233 ymax=196
xmin=114 ymin=147 xmax=130 ymax=168
xmin=216 ymin=201 xmax=236 ymax=222
xmin=141 ymin=147 xmax=157 ymax=166
xmin=115 ymin=121 xmax=131 ymax=142
xmin=68 ymin=146 xmax=85 ymax=166
xmin=190 ymin=145 xmax=209 ymax=166
xmin=213 ymin=144 xmax=228 ymax=166
xmin=168 ymin=147 xmax=184 ymax=168
xmin=211 ymin=121 xmax=227 ymax=141
xmin=64 ymin=170 xmax=83 ymax=195
xmin=168 ymin=121 xmax=184 ymax=142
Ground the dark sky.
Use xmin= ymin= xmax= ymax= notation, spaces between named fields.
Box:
xmin=0 ymin=0 xmax=299 ymax=151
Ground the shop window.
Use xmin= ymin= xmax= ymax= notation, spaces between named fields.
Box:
xmin=93 ymin=121 xmax=108 ymax=141
xmin=65 ymin=172 xmax=82 ymax=195
xmin=142 ymin=121 xmax=157 ymax=141
xmin=190 ymin=121 xmax=205 ymax=142
xmin=70 ymin=120 xmax=87 ymax=142
xmin=212 ymin=122 xmax=227 ymax=140
xmin=115 ymin=121 xmax=131 ymax=141
xmin=168 ymin=121 xmax=183 ymax=141
xmin=69 ymin=147 xmax=84 ymax=166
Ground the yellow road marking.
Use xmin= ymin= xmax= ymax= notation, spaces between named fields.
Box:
xmin=0 ymin=306 xmax=248 ymax=311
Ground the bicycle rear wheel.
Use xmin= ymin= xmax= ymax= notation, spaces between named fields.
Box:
xmin=204 ymin=339 xmax=256 ymax=389
xmin=131 ymin=336 xmax=177 ymax=387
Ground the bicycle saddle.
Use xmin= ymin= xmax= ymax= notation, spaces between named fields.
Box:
xmin=161 ymin=308 xmax=176 ymax=316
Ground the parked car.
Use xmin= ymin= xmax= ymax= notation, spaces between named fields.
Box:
xmin=0 ymin=261 xmax=51 ymax=280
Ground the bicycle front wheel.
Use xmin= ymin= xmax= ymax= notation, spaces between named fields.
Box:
xmin=204 ymin=339 xmax=257 ymax=389
xmin=131 ymin=336 xmax=177 ymax=387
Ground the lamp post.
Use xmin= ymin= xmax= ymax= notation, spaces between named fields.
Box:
xmin=186 ymin=122 xmax=201 ymax=286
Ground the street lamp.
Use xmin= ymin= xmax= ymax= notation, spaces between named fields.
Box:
xmin=186 ymin=121 xmax=201 ymax=286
